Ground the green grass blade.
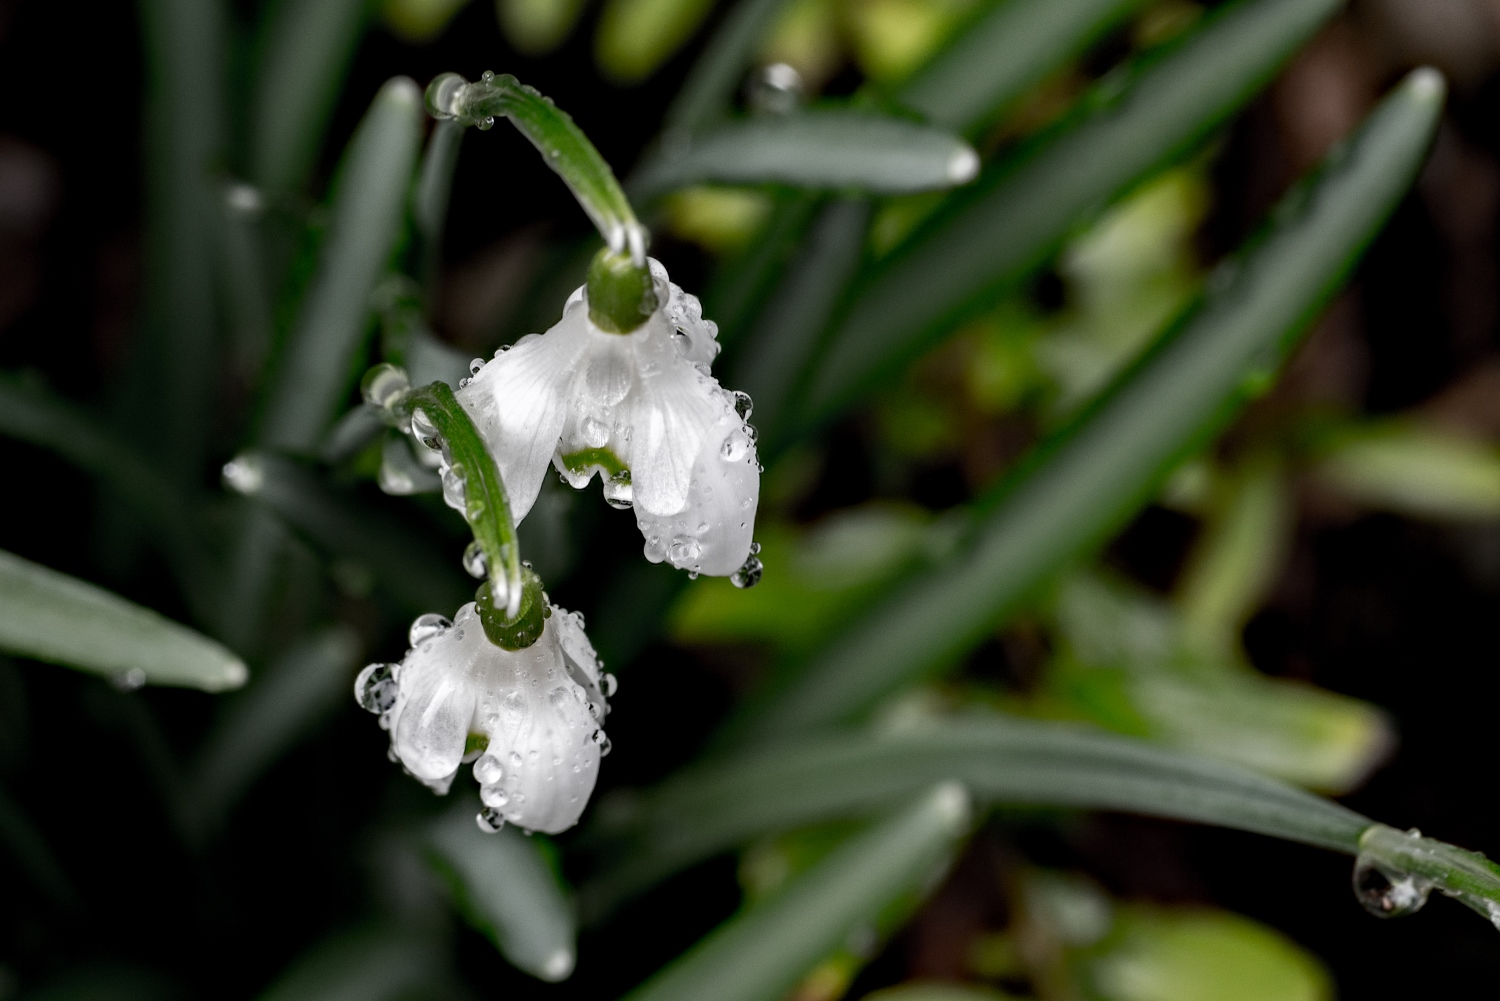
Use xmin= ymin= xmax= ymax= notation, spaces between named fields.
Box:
xmin=732 ymin=67 xmax=1444 ymax=744
xmin=425 ymin=802 xmax=577 ymax=981
xmin=620 ymin=783 xmax=970 ymax=1001
xmin=798 ymin=0 xmax=1340 ymax=431
xmin=898 ymin=0 xmax=1153 ymax=132
xmin=0 ymin=783 xmax=78 ymax=912
xmin=249 ymin=0 xmax=373 ymax=194
xmin=0 ymin=373 xmax=219 ymax=623
xmin=0 ymin=550 xmax=247 ymax=693
xmin=662 ymin=0 xmax=796 ymax=134
xmin=633 ymin=111 xmax=978 ymax=198
xmin=256 ymin=925 xmax=442 ymax=1001
xmin=730 ymin=198 xmax=871 ymax=447
xmin=138 ymin=0 xmax=226 ymax=481
xmin=260 ymin=78 xmax=424 ymax=453
xmin=225 ymin=451 xmax=472 ymax=614
xmin=583 ymin=719 xmax=1367 ymax=917
xmin=414 ymin=120 xmax=465 ymax=291
xmin=187 ymin=627 xmax=359 ymax=842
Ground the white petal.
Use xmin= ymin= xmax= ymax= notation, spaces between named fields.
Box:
xmin=635 ymin=387 xmax=759 ymax=576
xmin=391 ymin=643 xmax=478 ymax=783
xmin=552 ymin=606 xmax=608 ymax=719
xmin=625 ymin=319 xmax=723 ymax=516
xmin=458 ymin=303 xmax=589 ymax=522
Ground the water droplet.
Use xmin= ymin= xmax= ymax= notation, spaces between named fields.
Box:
xmin=442 ymin=464 xmax=467 ymax=510
xmin=604 ymin=469 xmax=633 ymax=509
xmin=671 ymin=330 xmax=691 ymax=355
xmin=746 ymin=62 xmax=804 ymax=116
xmin=581 ymin=415 xmax=610 ymax=448
xmin=355 ymin=663 xmax=399 ymax=713
xmin=473 ymin=753 xmax=504 ymax=785
xmin=731 ymin=555 xmax=764 ymax=589
xmin=602 ymin=673 xmax=618 ymax=697
xmin=750 ymin=541 xmax=762 ymax=555
xmin=476 ymin=807 xmax=506 ymax=833
xmin=1353 ymin=856 xmax=1432 ymax=918
xmin=113 ymin=667 xmax=147 ymax=691
xmin=458 ymin=376 xmax=471 ymax=389
xmin=480 ymin=784 xmax=511 ymax=808
xmin=721 ymin=427 xmax=752 ymax=462
xmin=463 ymin=540 xmax=489 ymax=579
xmin=222 ymin=455 xmax=264 ymax=495
xmin=510 ymin=751 xmax=523 ymax=766
xmin=592 ymin=729 xmax=612 ymax=756
xmin=409 ymin=613 xmax=452 ymax=646
xmin=481 ymin=69 xmax=495 ymax=82
xmin=469 ymin=357 xmax=486 ymax=375
xmin=643 ymin=534 xmax=667 ymax=562
xmin=688 ymin=571 xmax=699 ymax=580
xmin=731 ymin=391 xmax=753 ymax=421
xmin=476 ymin=116 xmax=496 ymax=130
xmin=669 ymin=536 xmax=702 ymax=565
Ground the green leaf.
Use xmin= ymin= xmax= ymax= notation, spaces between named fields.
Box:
xmin=414 ymin=120 xmax=465 ymax=290
xmin=259 ymin=78 xmax=425 ymax=453
xmin=633 ymin=111 xmax=979 ymax=198
xmin=582 ymin=718 xmax=1367 ymax=917
xmin=620 ymin=783 xmax=970 ymax=1001
xmin=1309 ymin=420 xmax=1500 ymax=520
xmin=0 ymin=549 xmax=247 ymax=693
xmin=223 ymin=451 xmax=472 ymax=614
xmin=137 ymin=0 xmax=226 ymax=481
xmin=425 ymin=801 xmax=577 ymax=982
xmin=729 ymin=198 xmax=871 ymax=448
xmin=595 ymin=0 xmax=716 ymax=83
xmin=662 ymin=0 xmax=797 ymax=134
xmin=797 ymin=0 xmax=1342 ymax=431
xmin=0 ymin=372 xmax=219 ymax=624
xmin=704 ymin=191 xmax=821 ymax=350
xmin=729 ymin=67 xmax=1445 ymax=745
xmin=187 ymin=628 xmax=359 ymax=841
xmin=0 ymin=783 xmax=77 ymax=912
xmin=256 ymin=925 xmax=442 ymax=1001
xmin=249 ymin=0 xmax=373 ymax=194
xmin=898 ymin=0 xmax=1153 ymax=133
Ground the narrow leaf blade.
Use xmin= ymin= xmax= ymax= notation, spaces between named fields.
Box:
xmin=734 ymin=68 xmax=1445 ymax=744
xmin=621 ymin=783 xmax=970 ymax=1001
xmin=0 ymin=550 xmax=247 ymax=692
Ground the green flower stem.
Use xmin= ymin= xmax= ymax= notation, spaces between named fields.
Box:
xmin=403 ymin=382 xmax=525 ymax=623
xmin=1358 ymin=823 xmax=1500 ymax=924
xmin=425 ymin=71 xmax=644 ymax=264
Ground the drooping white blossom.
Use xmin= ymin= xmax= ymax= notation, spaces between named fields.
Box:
xmin=454 ymin=260 xmax=760 ymax=578
xmin=356 ymin=601 xmax=614 ymax=835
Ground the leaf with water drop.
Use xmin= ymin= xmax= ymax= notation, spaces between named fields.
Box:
xmin=424 ymin=799 xmax=578 ymax=982
xmin=0 ymin=549 xmax=247 ymax=694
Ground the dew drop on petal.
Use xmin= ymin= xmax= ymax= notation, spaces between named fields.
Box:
xmin=604 ymin=470 xmax=633 ymax=509
xmin=602 ymin=673 xmax=618 ymax=697
xmin=469 ymin=357 xmax=486 ymax=376
xmin=581 ymin=416 xmax=610 ymax=448
xmin=409 ymin=613 xmax=453 ymax=646
xmin=721 ymin=427 xmax=752 ymax=462
xmin=592 ymin=729 xmax=612 ymax=756
xmin=355 ymin=663 xmax=399 ymax=713
xmin=476 ymin=807 xmax=506 ymax=833
xmin=473 ymin=753 xmax=504 ymax=785
xmin=731 ymin=555 xmax=764 ymax=589
xmin=671 ymin=330 xmax=691 ymax=355
xmin=480 ymin=784 xmax=511 ymax=808
xmin=669 ymin=536 xmax=702 ymax=565
xmin=731 ymin=391 xmax=753 ymax=421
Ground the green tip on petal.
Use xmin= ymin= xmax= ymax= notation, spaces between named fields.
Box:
xmin=477 ymin=564 xmax=549 ymax=650
xmin=587 ymin=248 xmax=657 ymax=333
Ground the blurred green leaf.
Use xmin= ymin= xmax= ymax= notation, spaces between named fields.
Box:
xmin=797 ymin=0 xmax=1341 ymax=430
xmin=596 ymin=0 xmax=715 ymax=83
xmin=730 ymin=198 xmax=872 ymax=447
xmin=582 ymin=717 xmax=1368 ymax=916
xmin=260 ymin=78 xmax=425 ymax=453
xmin=187 ymin=627 xmax=360 ymax=841
xmin=414 ymin=121 xmax=465 ymax=292
xmin=663 ymin=0 xmax=796 ymax=133
xmin=256 ymin=925 xmax=443 ymax=1001
xmin=0 ymin=784 xmax=77 ymax=912
xmin=250 ymin=0 xmax=373 ymax=194
xmin=635 ymin=111 xmax=978 ymax=198
xmin=0 ymin=550 xmax=247 ymax=693
xmin=425 ymin=801 xmax=577 ymax=981
xmin=0 ymin=373 xmax=219 ymax=624
xmin=704 ymin=191 xmax=821 ymax=350
xmin=1088 ymin=908 xmax=1331 ymax=1001
xmin=621 ymin=783 xmax=970 ymax=1001
xmin=1310 ymin=420 xmax=1500 ymax=520
xmin=496 ymin=0 xmax=588 ymax=54
xmin=863 ymin=985 xmax=1017 ymax=1001
xmin=384 ymin=0 xmax=472 ymax=41
xmin=898 ymin=0 xmax=1150 ymax=132
xmin=225 ymin=452 xmax=472 ymax=614
xmin=137 ymin=0 xmax=226 ymax=482
xmin=729 ymin=66 xmax=1444 ymax=745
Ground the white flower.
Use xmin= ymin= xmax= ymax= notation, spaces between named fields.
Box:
xmin=455 ymin=259 xmax=760 ymax=577
xmin=356 ymin=602 xmax=614 ymax=835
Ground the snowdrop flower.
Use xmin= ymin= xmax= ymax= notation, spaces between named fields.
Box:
xmin=455 ymin=258 xmax=761 ymax=580
xmin=355 ymin=578 xmax=614 ymax=835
